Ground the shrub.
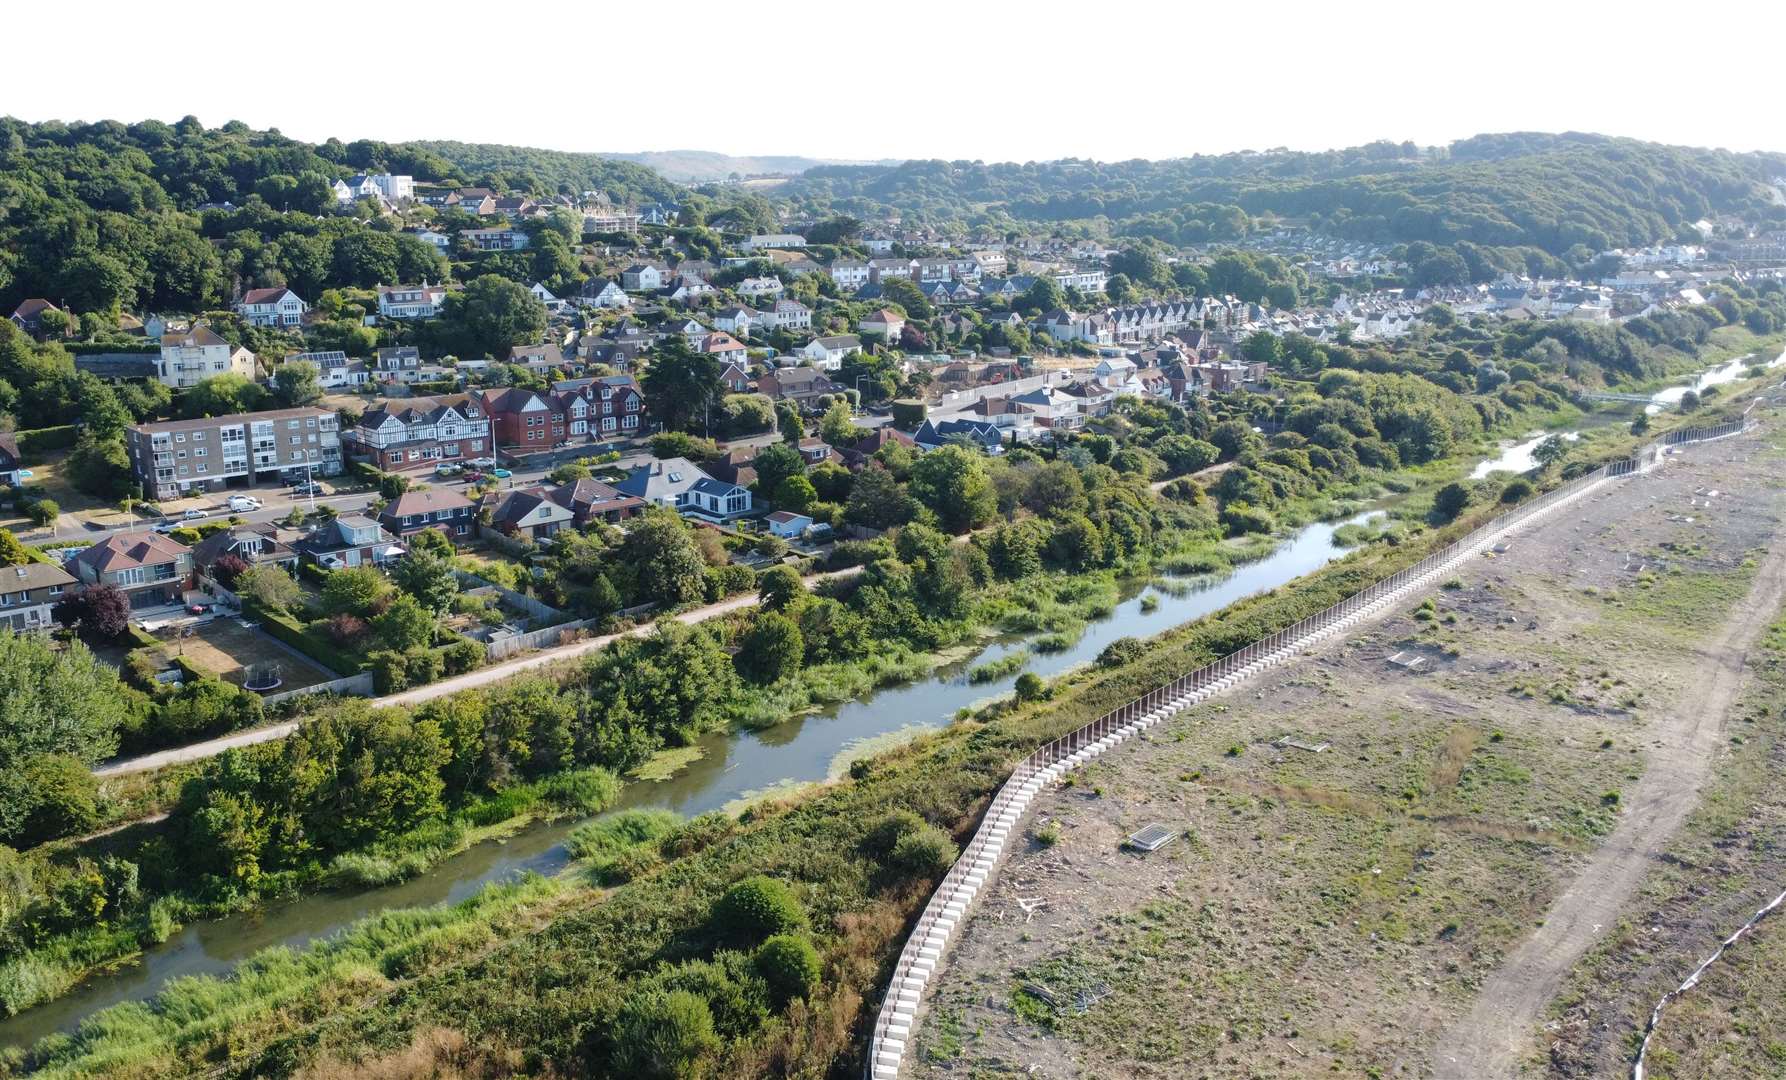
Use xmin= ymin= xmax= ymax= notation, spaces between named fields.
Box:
xmin=754 ymin=934 xmax=822 ymax=1005
xmin=1219 ymin=502 xmax=1275 ymax=537
xmin=325 ymin=613 xmax=369 ymax=646
xmin=890 ymin=824 xmax=957 ymax=878
xmin=1034 ymin=822 xmax=1061 ymax=847
xmin=1014 ymin=672 xmax=1048 ymax=702
xmin=440 ymin=637 xmax=485 ymax=676
xmin=1499 ymin=477 xmax=1535 ymax=504
xmin=862 ymin=809 xmax=928 ymax=857
xmin=710 ymin=875 xmax=807 ymax=941
xmin=1096 ymin=636 xmax=1146 ymax=669
xmin=539 ymin=768 xmax=622 ymax=814
xmin=1432 ymin=482 xmax=1472 ymax=522
xmin=8 ymin=754 xmax=102 ymax=847
xmin=607 ymin=989 xmax=719 ymax=1079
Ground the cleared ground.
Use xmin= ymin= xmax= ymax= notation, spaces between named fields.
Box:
xmin=908 ymin=422 xmax=1786 ymax=1079
xmin=153 ymin=617 xmax=338 ymax=691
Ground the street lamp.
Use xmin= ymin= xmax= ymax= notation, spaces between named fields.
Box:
xmin=854 ymin=375 xmax=873 ymax=415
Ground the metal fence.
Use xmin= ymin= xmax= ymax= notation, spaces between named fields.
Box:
xmin=860 ymin=420 xmax=1758 ymax=1080
xmin=480 ymin=618 xmax=600 ymax=660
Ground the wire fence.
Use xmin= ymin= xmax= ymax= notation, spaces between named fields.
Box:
xmin=861 ymin=419 xmax=1755 ymax=1080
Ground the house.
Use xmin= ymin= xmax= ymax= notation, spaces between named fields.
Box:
xmin=577 ymin=277 xmax=630 ymax=308
xmin=546 ymin=477 xmax=644 ymax=526
xmin=0 ymin=432 xmax=24 ymax=486
xmin=621 ymin=263 xmax=668 ymax=292
xmin=614 ymin=457 xmax=752 ymax=520
xmin=191 ymin=523 xmax=301 ymax=578
xmin=913 ymin=418 xmax=1005 ymax=453
xmin=845 ymin=426 xmax=917 ymax=466
xmin=714 ymin=306 xmax=757 ymax=337
xmin=758 ymin=298 xmax=812 ymax=332
xmin=719 ymin=362 xmax=754 ymax=393
xmin=377 ymin=283 xmax=449 ymax=320
xmin=555 ymin=374 xmax=646 ymax=438
xmin=1008 ymin=385 xmax=1083 ymax=431
xmin=409 ymin=228 xmax=452 ymax=251
xmin=676 ymin=260 xmax=718 ymax=282
xmin=756 ymin=367 xmax=842 ymax=409
xmin=342 ymin=394 xmax=491 ymax=470
xmin=829 ymin=260 xmax=871 ymax=290
xmin=509 ymin=343 xmax=567 ymax=373
xmin=158 ymin=325 xmax=257 ymax=389
xmin=9 ymin=299 xmax=66 ymax=337
xmin=374 ymin=345 xmax=426 ymax=383
xmin=464 ymin=228 xmax=529 ymax=251
xmin=765 ymin=510 xmax=814 ymax=539
xmin=66 ymin=532 xmax=193 ymax=609
xmin=234 ymin=287 xmax=308 ymax=328
xmin=701 ymin=332 xmax=748 ymax=367
xmin=492 ymin=196 xmax=538 ymax=219
xmin=707 ymin=446 xmax=759 ymax=487
xmin=1093 ymin=355 xmax=1139 ymax=390
xmin=125 ymin=407 xmax=342 ymax=500
xmin=583 ymin=209 xmax=642 ymax=234
xmin=667 ymin=276 xmax=716 ymax=303
xmin=736 ymin=276 xmax=785 ymax=300
xmin=482 ymin=387 xmax=568 ymax=449
xmin=1059 ymin=378 xmax=1116 ymax=416
xmin=971 ymin=250 xmax=1008 ymax=276
xmin=453 ymin=192 xmax=497 ymax=216
xmin=868 ymin=257 xmax=916 ymax=282
xmin=742 ymin=233 xmax=806 ymax=250
xmin=298 ymin=515 xmax=403 ymax=569
xmin=287 ymin=349 xmax=368 ymax=389
xmin=858 ymin=309 xmax=906 ymax=341
xmin=799 ymin=335 xmax=861 ymax=370
xmin=795 ymin=437 xmax=844 ymax=467
xmin=0 ymin=562 xmax=76 ymax=632
xmin=380 ymin=488 xmax=475 ymax=542
xmin=482 ymin=485 xmax=577 ymax=541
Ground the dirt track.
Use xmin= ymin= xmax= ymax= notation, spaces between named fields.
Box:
xmin=1436 ymin=489 xmax=1786 ymax=1077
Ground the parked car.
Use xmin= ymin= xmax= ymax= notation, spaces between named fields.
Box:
xmin=226 ymin=495 xmax=262 ymax=512
xmin=181 ymin=508 xmax=207 ymax=521
xmin=151 ymin=520 xmax=181 ymax=533
xmin=468 ymin=457 xmax=497 ymax=468
xmin=434 ymin=463 xmax=461 ymax=476
xmin=291 ymin=481 xmax=324 ymax=496
xmin=491 ymin=468 xmax=512 ymax=479
xmin=460 ymin=470 xmax=485 ymax=484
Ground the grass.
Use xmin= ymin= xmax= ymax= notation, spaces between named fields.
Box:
xmin=629 ymin=745 xmax=707 ymax=783
xmin=967 ymin=650 xmax=1028 ymax=684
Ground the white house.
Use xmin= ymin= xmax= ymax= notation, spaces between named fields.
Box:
xmin=857 ymin=308 xmax=906 ymax=341
xmin=736 ymin=276 xmax=785 ymax=300
xmin=829 ymin=259 xmax=871 ymax=290
xmin=577 ymin=277 xmax=630 ymax=308
xmin=158 ymin=326 xmax=257 ymax=389
xmin=464 ymin=228 xmax=529 ymax=251
xmin=369 ymin=173 xmax=414 ymax=201
xmin=742 ymin=233 xmax=807 ymax=251
xmin=621 ymin=263 xmax=667 ymax=292
xmin=530 ymin=282 xmax=567 ymax=313
xmin=758 ymin=298 xmax=812 ymax=332
xmin=409 ymin=228 xmax=452 ymax=251
xmin=714 ymin=306 xmax=757 ymax=337
xmin=235 ymin=287 xmax=308 ymax=328
xmin=766 ymin=510 xmax=814 ymax=538
xmin=377 ymin=283 xmax=449 ymax=320
xmin=1093 ymin=355 xmax=1139 ymax=390
xmin=800 ymin=334 xmax=861 ymax=371
xmin=613 ymin=457 xmax=752 ymax=520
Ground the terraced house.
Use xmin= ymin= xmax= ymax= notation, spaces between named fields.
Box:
xmin=342 ymin=394 xmax=490 ymax=471
xmin=126 ymin=407 xmax=341 ymax=500
xmin=0 ymin=561 xmax=75 ymax=632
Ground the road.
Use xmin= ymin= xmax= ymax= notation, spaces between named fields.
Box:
xmin=90 ymin=564 xmax=867 ymax=778
xmin=1435 ymin=532 xmax=1786 ymax=1078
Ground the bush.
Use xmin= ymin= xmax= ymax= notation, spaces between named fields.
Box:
xmin=1096 ymin=636 xmax=1146 ymax=669
xmin=1219 ymin=502 xmax=1275 ymax=537
xmin=862 ymin=809 xmax=928 ymax=857
xmin=1014 ymin=672 xmax=1048 ymax=702
xmin=607 ymin=988 xmax=719 ymax=1079
xmin=889 ymin=824 xmax=958 ymax=878
xmin=8 ymin=754 xmax=101 ymax=847
xmin=1432 ymin=482 xmax=1472 ymax=522
xmin=325 ymin=613 xmax=369 ymax=646
xmin=440 ymin=637 xmax=485 ymax=676
xmin=1499 ymin=477 xmax=1535 ymax=504
xmin=754 ymin=934 xmax=822 ymax=1005
xmin=710 ymin=875 xmax=807 ymax=941
xmin=539 ymin=768 xmax=623 ymax=814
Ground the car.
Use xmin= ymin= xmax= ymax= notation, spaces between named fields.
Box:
xmin=188 ymin=602 xmax=214 ymax=615
xmin=181 ymin=508 xmax=208 ymax=521
xmin=491 ymin=468 xmax=512 ymax=479
xmin=151 ymin=520 xmax=181 ymax=534
xmin=434 ymin=463 xmax=461 ymax=476
xmin=226 ymin=496 xmax=262 ymax=512
xmin=468 ymin=457 xmax=497 ymax=468
xmin=459 ymin=470 xmax=485 ymax=484
xmin=291 ymin=481 xmax=324 ymax=496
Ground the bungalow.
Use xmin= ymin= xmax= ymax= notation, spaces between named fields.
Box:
xmin=736 ymin=276 xmax=785 ymax=300
xmin=482 ymin=485 xmax=576 ymax=541
xmin=667 ymin=276 xmax=716 ymax=303
xmin=509 ymin=343 xmax=568 ymax=373
xmin=380 ymin=488 xmax=475 ymax=542
xmin=10 ymin=299 xmax=66 ymax=338
xmin=913 ymin=418 xmax=1005 ymax=454
xmin=577 ymin=277 xmax=630 ymax=308
xmin=298 ymin=514 xmax=403 ymax=569
xmin=742 ymin=233 xmax=806 ymax=251
xmin=235 ymin=287 xmax=308 ymax=328
xmin=0 ymin=561 xmax=75 ymax=632
xmin=191 ymin=522 xmax=301 ymax=578
xmin=799 ymin=335 xmax=861 ymax=371
xmin=614 ymin=457 xmax=752 ymax=520
xmin=66 ymin=532 xmax=193 ymax=609
xmin=546 ymin=477 xmax=644 ymax=526
xmin=765 ymin=510 xmax=814 ymax=539
xmin=857 ymin=309 xmax=906 ymax=341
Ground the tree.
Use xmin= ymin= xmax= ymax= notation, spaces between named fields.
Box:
xmin=1019 ymin=276 xmax=1064 ymax=313
xmin=735 ymin=613 xmax=804 ymax=685
xmin=908 ymin=446 xmax=997 ymax=533
xmin=210 ymin=553 xmax=250 ymax=588
xmin=1531 ymin=434 xmax=1570 ymax=469
xmin=754 ymin=934 xmax=822 ymax=1005
xmin=183 ymin=373 xmax=268 ymax=418
xmin=608 ymin=989 xmax=719 ymax=1080
xmin=757 ymin=565 xmax=806 ymax=613
xmin=818 ymin=399 xmax=858 ymax=446
xmin=1241 ymin=331 xmax=1283 ymax=366
xmin=1432 ymin=481 xmax=1472 ymax=522
xmin=1154 ymin=435 xmax=1220 ymax=476
xmin=1104 ymin=272 xmax=1136 ymax=304
xmin=407 ymin=527 xmax=456 ymax=560
xmin=236 ymin=565 xmax=302 ymax=612
xmin=1014 ymin=672 xmax=1047 ymax=702
xmin=3 ymin=754 xmax=100 ymax=847
xmin=391 ymin=550 xmax=459 ymax=614
xmin=878 ymin=277 xmax=932 ymax=319
xmin=1679 ymin=389 xmax=1701 ymax=412
xmin=373 ymin=594 xmax=436 ymax=652
xmin=52 ymin=584 xmax=129 ymax=640
xmin=751 ymin=443 xmax=805 ymax=500
xmin=1021 ymin=461 xmax=1087 ymax=519
xmin=844 ymin=462 xmax=916 ymax=529
xmin=0 ymin=530 xmax=29 ymax=567
xmin=65 ymin=434 xmax=131 ymax=498
xmin=776 ymin=400 xmax=803 ymax=444
xmin=322 ymin=565 xmax=391 ymax=615
xmin=25 ymin=499 xmax=59 ymax=528
xmin=445 ymin=275 xmax=547 ymax=359
xmin=641 ymin=339 xmax=724 ymax=435
xmin=269 ymin=360 xmax=322 ymax=408
xmin=621 ymin=510 xmax=707 ymax=606
xmin=772 ymin=474 xmax=817 ymax=513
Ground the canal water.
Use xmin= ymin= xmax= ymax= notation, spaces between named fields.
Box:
xmin=0 ymin=512 xmax=1380 ymax=1048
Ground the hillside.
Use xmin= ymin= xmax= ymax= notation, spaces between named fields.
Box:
xmin=777 ymin=132 xmax=1786 ymax=261
xmin=600 ymin=149 xmax=899 ymax=183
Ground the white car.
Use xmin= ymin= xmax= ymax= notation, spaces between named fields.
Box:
xmin=226 ymin=496 xmax=263 ymax=512
xmin=468 ymin=457 xmax=497 ymax=468
xmin=181 ymin=508 xmax=208 ymax=521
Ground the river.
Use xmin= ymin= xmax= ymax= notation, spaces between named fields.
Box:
xmin=0 ymin=511 xmax=1380 ymax=1049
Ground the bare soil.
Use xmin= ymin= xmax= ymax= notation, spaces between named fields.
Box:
xmin=907 ymin=423 xmax=1786 ymax=1080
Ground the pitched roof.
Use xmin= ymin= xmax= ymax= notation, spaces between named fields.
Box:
xmin=11 ymin=298 xmax=58 ymax=320
xmin=239 ymin=286 xmax=298 ymax=305
xmin=69 ymin=531 xmax=191 ymax=573
xmin=384 ymin=488 xmax=473 ymax=518
xmin=161 ymin=325 xmax=230 ymax=349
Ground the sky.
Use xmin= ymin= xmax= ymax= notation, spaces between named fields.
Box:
xmin=6 ymin=0 xmax=1783 ymax=164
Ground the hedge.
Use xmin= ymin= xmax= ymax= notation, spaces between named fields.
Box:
xmin=15 ymin=426 xmax=79 ymax=459
xmin=252 ymin=605 xmax=366 ymax=676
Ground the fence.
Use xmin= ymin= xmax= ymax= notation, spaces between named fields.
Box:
xmin=452 ymin=569 xmax=565 ymax=622
xmin=861 ymin=421 xmax=1758 ymax=1079
xmin=481 ymin=617 xmax=600 ymax=660
xmin=260 ymin=670 xmax=376 ymax=706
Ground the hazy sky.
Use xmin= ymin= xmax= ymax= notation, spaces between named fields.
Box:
xmin=7 ymin=0 xmax=1782 ymax=163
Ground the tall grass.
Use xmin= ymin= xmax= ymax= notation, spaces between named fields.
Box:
xmin=967 ymin=651 xmax=1028 ymax=684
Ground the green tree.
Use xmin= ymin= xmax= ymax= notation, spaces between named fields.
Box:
xmin=1432 ymin=481 xmax=1472 ymax=522
xmin=712 ymin=875 xmax=808 ymax=940
xmin=641 ymin=339 xmax=724 ymax=435
xmin=236 ymin=565 xmax=302 ymax=612
xmin=844 ymin=462 xmax=916 ymax=529
xmin=373 ymin=594 xmax=436 ymax=651
xmin=269 ymin=360 xmax=322 ymax=407
xmin=0 ymin=633 xmax=130 ymax=839
xmin=322 ymin=565 xmax=391 ymax=615
xmin=735 ymin=613 xmax=804 ymax=685
xmin=757 ymin=565 xmax=806 ymax=613
xmin=772 ymin=474 xmax=817 ymax=513
xmin=391 ymin=550 xmax=459 ymax=614
xmin=751 ymin=442 xmax=805 ymax=498
xmin=621 ymin=510 xmax=707 ymax=606
xmin=818 ymin=399 xmax=858 ymax=445
xmin=445 ymin=275 xmax=547 ymax=359
xmin=0 ymin=530 xmax=29 ymax=567
xmin=776 ymin=400 xmax=804 ymax=444
xmin=183 ymin=373 xmax=268 ymax=418
xmin=908 ymin=445 xmax=996 ymax=533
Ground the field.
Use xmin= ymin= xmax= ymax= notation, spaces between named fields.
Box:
xmin=153 ymin=617 xmax=338 ymax=693
xmin=908 ymin=421 xmax=1786 ymax=1079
